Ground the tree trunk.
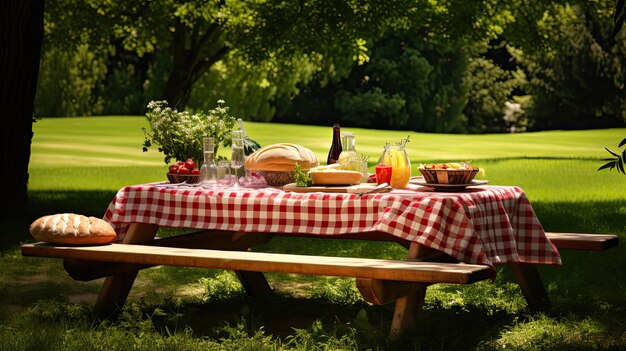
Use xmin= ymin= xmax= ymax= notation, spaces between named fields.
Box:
xmin=160 ymin=21 xmax=230 ymax=110
xmin=0 ymin=0 xmax=45 ymax=219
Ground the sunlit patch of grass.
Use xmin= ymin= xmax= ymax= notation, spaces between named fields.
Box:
xmin=477 ymin=314 xmax=625 ymax=351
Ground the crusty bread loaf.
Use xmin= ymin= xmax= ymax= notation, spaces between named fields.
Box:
xmin=29 ymin=213 xmax=116 ymax=245
xmin=244 ymin=143 xmax=319 ymax=171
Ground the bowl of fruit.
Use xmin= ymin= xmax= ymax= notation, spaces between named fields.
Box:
xmin=167 ymin=158 xmax=200 ymax=184
xmin=418 ymin=162 xmax=478 ymax=184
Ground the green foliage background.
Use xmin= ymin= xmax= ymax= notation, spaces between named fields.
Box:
xmin=34 ymin=1 xmax=626 ymax=133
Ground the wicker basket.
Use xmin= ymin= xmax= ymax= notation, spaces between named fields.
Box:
xmin=419 ymin=168 xmax=478 ymax=184
xmin=167 ymin=173 xmax=200 ymax=184
xmin=259 ymin=171 xmax=296 ymax=186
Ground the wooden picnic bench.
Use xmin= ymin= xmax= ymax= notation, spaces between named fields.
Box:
xmin=544 ymin=232 xmax=618 ymax=251
xmin=20 ymin=227 xmax=619 ymax=338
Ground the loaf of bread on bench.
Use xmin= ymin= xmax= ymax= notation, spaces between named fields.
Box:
xmin=29 ymin=213 xmax=116 ymax=245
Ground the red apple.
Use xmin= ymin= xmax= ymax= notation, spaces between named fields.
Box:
xmin=185 ymin=158 xmax=195 ymax=170
xmin=177 ymin=166 xmax=191 ymax=174
xmin=168 ymin=164 xmax=179 ymax=173
xmin=191 ymin=168 xmax=200 ymax=175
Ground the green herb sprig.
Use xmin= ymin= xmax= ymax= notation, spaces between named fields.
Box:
xmin=294 ymin=163 xmax=312 ymax=187
xmin=396 ymin=135 xmax=410 ymax=147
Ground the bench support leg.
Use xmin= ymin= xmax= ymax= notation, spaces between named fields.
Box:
xmin=356 ymin=279 xmax=423 ymax=305
xmin=235 ymin=270 xmax=272 ymax=296
xmin=509 ymin=262 xmax=551 ymax=311
xmin=93 ymin=223 xmax=159 ymax=318
xmin=388 ymin=242 xmax=433 ymax=338
xmin=91 ymin=227 xmax=274 ymax=317
xmin=94 ymin=270 xmax=140 ymax=318
xmin=390 ymin=284 xmax=427 ymax=338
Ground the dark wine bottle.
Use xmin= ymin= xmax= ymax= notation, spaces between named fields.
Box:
xmin=326 ymin=123 xmax=342 ymax=165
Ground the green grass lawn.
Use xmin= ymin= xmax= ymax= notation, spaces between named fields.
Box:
xmin=1 ymin=116 xmax=625 ymax=350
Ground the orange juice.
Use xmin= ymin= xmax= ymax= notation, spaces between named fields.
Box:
xmin=381 ymin=145 xmax=411 ymax=188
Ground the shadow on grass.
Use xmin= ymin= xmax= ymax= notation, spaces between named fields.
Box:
xmin=107 ymin=292 xmax=520 ymax=351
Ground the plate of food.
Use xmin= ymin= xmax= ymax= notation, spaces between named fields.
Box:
xmin=418 ymin=162 xmax=479 ymax=184
xmin=413 ymin=162 xmax=487 ymax=191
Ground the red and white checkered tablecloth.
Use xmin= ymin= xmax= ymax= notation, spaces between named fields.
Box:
xmin=103 ymin=183 xmax=561 ymax=270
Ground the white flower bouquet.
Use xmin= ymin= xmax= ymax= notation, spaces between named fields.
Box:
xmin=142 ymin=100 xmax=236 ymax=165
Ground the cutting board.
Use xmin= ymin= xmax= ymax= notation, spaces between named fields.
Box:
xmin=283 ymin=183 xmax=390 ymax=193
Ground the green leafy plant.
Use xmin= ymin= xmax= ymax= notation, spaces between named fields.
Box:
xmin=294 ymin=163 xmax=312 ymax=187
xmin=142 ymin=100 xmax=236 ymax=164
xmin=598 ymin=137 xmax=626 ymax=174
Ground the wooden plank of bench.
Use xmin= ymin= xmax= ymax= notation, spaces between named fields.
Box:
xmin=21 ymin=242 xmax=492 ymax=284
xmin=545 ymin=232 xmax=619 ymax=251
xmin=62 ymin=230 xmax=272 ymax=281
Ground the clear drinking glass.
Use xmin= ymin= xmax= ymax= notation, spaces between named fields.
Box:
xmin=347 ymin=157 xmax=369 ymax=183
xmin=217 ymin=160 xmax=231 ymax=185
xmin=199 ymin=136 xmax=217 ymax=188
xmin=231 ymin=130 xmax=245 ymax=188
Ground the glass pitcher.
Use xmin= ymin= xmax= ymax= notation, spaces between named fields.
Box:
xmin=338 ymin=132 xmax=358 ymax=166
xmin=379 ymin=144 xmax=411 ymax=189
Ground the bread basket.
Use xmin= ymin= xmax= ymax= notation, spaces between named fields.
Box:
xmin=167 ymin=173 xmax=200 ymax=184
xmin=418 ymin=169 xmax=478 ymax=184
xmin=259 ymin=171 xmax=295 ymax=186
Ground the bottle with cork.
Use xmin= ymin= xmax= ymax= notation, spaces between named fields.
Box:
xmin=326 ymin=123 xmax=342 ymax=165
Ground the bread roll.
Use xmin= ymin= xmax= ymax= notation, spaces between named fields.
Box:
xmin=29 ymin=213 xmax=117 ymax=245
xmin=244 ymin=143 xmax=319 ymax=171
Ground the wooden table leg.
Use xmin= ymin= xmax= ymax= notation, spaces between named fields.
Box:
xmin=93 ymin=223 xmax=159 ymax=318
xmin=509 ymin=262 xmax=551 ymax=311
xmin=230 ymin=231 xmax=273 ymax=296
xmin=389 ymin=243 xmax=432 ymax=338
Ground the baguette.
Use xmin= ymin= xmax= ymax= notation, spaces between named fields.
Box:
xmin=29 ymin=213 xmax=117 ymax=245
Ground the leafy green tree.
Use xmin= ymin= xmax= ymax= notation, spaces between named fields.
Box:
xmin=189 ymin=51 xmax=320 ymax=122
xmin=36 ymin=45 xmax=107 ymax=116
xmin=501 ymin=1 xmax=626 ymax=130
xmin=43 ymin=0 xmax=432 ymax=110
xmin=278 ymin=0 xmax=517 ymax=132
xmin=463 ymin=56 xmax=526 ymax=133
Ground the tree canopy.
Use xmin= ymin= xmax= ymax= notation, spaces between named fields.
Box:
xmin=43 ymin=0 xmax=509 ymax=109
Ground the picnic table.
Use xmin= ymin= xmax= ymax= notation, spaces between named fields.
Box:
xmin=24 ymin=179 xmax=572 ymax=337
